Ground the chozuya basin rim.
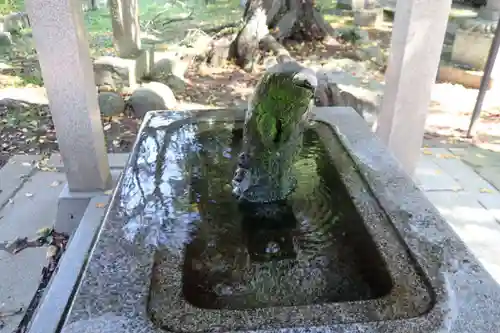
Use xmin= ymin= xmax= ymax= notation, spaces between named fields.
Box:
xmin=59 ymin=108 xmax=500 ymax=333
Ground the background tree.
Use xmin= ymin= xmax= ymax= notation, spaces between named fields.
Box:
xmin=229 ymin=0 xmax=335 ymax=71
xmin=108 ymin=0 xmax=141 ymax=57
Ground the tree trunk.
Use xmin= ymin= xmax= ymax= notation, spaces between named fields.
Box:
xmin=109 ymin=0 xmax=141 ymax=58
xmin=229 ymin=0 xmax=335 ymax=71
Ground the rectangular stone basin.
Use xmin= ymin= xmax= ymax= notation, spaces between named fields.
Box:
xmin=148 ymin=119 xmax=431 ymax=332
xmin=59 ymin=107 xmax=500 ymax=333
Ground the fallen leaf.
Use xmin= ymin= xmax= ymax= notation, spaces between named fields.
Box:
xmin=37 ymin=227 xmax=52 ymax=237
xmin=50 ymin=181 xmax=61 ymax=187
xmin=95 ymin=203 xmax=106 ymax=208
xmin=479 ymin=188 xmax=493 ymax=193
xmin=104 ymin=190 xmax=112 ymax=195
xmin=422 ymin=150 xmax=433 ymax=155
xmin=437 ymin=154 xmax=457 ymax=159
xmin=46 ymin=245 xmax=58 ymax=259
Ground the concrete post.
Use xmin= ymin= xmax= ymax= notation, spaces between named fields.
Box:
xmin=25 ymin=0 xmax=111 ymax=192
xmin=375 ymin=0 xmax=452 ymax=175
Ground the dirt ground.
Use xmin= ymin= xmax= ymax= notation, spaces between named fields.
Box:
xmin=1 ymin=35 xmax=499 ymax=169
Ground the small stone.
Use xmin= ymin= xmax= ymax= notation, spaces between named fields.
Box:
xmin=266 ymin=241 xmax=280 ymax=254
xmin=118 ymin=86 xmax=136 ymax=96
xmin=128 ymin=82 xmax=177 ymax=118
xmin=98 ymin=85 xmax=115 ymax=93
xmin=46 ymin=245 xmax=58 ymax=259
xmin=98 ymin=92 xmax=125 ymax=116
xmin=50 ymin=181 xmax=61 ymax=187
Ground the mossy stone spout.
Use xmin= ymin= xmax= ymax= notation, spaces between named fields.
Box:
xmin=232 ymin=61 xmax=318 ymax=203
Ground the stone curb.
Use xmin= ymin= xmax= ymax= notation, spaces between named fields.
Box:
xmin=27 ymin=195 xmax=110 ymax=333
xmin=46 ymin=153 xmax=131 ymax=171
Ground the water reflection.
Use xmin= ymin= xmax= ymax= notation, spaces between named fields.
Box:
xmin=120 ymin=114 xmax=204 ymax=251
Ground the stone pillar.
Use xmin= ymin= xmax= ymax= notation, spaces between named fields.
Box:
xmin=25 ymin=0 xmax=111 ymax=192
xmin=375 ymin=0 xmax=452 ymax=175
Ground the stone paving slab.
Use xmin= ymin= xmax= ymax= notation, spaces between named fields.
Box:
xmin=424 ymin=191 xmax=500 ymax=283
xmin=448 ymin=147 xmax=500 ymax=168
xmin=423 ymin=148 xmax=498 ymax=194
xmin=417 ymin=148 xmax=500 ymax=284
xmin=414 ymin=156 xmax=462 ymax=191
xmin=0 ymin=170 xmax=66 ymax=333
xmin=0 ymin=155 xmax=42 ymax=209
xmin=476 ymin=166 xmax=500 ymax=191
xmin=476 ymin=192 xmax=500 ymax=224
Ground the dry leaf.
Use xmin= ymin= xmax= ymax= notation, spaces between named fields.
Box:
xmin=104 ymin=190 xmax=112 ymax=195
xmin=46 ymin=245 xmax=58 ymax=259
xmin=437 ymin=154 xmax=456 ymax=159
xmin=95 ymin=203 xmax=106 ymax=208
xmin=479 ymin=188 xmax=493 ymax=193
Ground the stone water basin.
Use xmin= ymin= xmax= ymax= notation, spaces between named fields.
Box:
xmin=148 ymin=114 xmax=430 ymax=332
xmin=60 ymin=107 xmax=500 ymax=333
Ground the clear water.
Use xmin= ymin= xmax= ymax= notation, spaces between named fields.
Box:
xmin=122 ymin=121 xmax=393 ymax=311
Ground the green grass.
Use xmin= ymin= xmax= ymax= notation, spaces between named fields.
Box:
xmin=84 ymin=0 xmax=242 ymax=38
xmin=0 ymin=0 xmax=348 ymax=66
xmin=1 ymin=0 xmax=343 ymax=48
xmin=0 ymin=0 xmax=25 ymax=15
xmin=83 ymin=0 xmax=342 ymax=44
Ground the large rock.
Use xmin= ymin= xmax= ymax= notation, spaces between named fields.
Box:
xmin=93 ymin=50 xmax=152 ymax=89
xmin=3 ymin=12 xmax=30 ymax=33
xmin=0 ymin=31 xmax=12 ymax=48
xmin=0 ymin=87 xmax=48 ymax=106
xmin=152 ymin=47 xmax=200 ymax=92
xmin=128 ymin=82 xmax=177 ymax=118
xmin=353 ymin=8 xmax=383 ymax=27
xmin=98 ymin=92 xmax=125 ymax=116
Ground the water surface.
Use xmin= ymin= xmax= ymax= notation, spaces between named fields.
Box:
xmin=119 ymin=120 xmax=392 ymax=311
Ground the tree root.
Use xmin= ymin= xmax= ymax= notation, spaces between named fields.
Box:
xmin=203 ymin=22 xmax=242 ymax=35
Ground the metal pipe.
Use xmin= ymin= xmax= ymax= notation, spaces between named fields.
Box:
xmin=467 ymin=15 xmax=500 ymax=137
